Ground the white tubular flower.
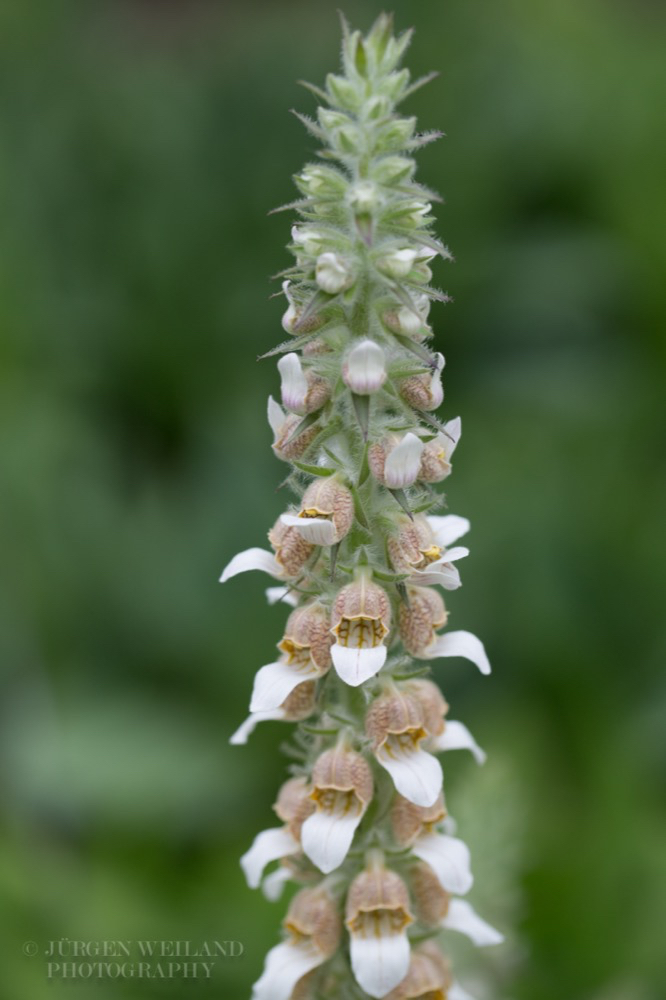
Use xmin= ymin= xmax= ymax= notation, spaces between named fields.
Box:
xmin=268 ymin=517 xmax=315 ymax=578
xmin=250 ymin=603 xmax=333 ymax=713
xmin=243 ymin=776 xmax=315 ymax=896
xmin=418 ymin=417 xmax=461 ymax=483
xmin=230 ymin=681 xmax=316 ymax=745
xmin=369 ymin=432 xmax=424 ymax=489
xmin=365 ymin=688 xmax=443 ymax=807
xmin=280 ymin=478 xmax=354 ymax=547
xmin=342 ymin=339 xmax=387 ymax=394
xmin=399 ymin=353 xmax=445 ymax=411
xmin=441 ymin=899 xmax=504 ymax=947
xmin=329 ymin=576 xmax=391 ymax=686
xmin=430 ymin=719 xmax=487 ymax=765
xmin=345 ymin=862 xmax=414 ymax=999
xmin=240 ymin=827 xmax=301 ymax=890
xmin=315 ymin=252 xmax=354 ymax=294
xmin=391 ymin=793 xmax=473 ymax=898
xmin=300 ymin=746 xmax=373 ymax=873
xmin=251 ymin=888 xmax=342 ymax=1000
xmin=383 ymin=940 xmax=452 ymax=1000
xmin=278 ymin=353 xmax=330 ymax=415
xmin=389 ymin=515 xmax=468 ymax=591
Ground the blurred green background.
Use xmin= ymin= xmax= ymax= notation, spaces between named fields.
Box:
xmin=1 ymin=1 xmax=665 ymax=998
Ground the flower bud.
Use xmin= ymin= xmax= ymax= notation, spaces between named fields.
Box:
xmin=290 ymin=225 xmax=329 ymax=257
xmin=374 ymin=116 xmax=416 ymax=153
xmin=301 ymin=746 xmax=373 ymax=873
xmin=409 ymin=860 xmax=450 ymax=926
xmin=418 ymin=418 xmax=461 ymax=483
xmin=277 ymin=353 xmax=330 ymax=415
xmin=326 ymin=73 xmax=362 ymax=111
xmin=294 ymin=164 xmax=347 ymax=198
xmin=330 ymin=576 xmax=391 ymax=686
xmin=346 ymin=863 xmax=414 ymax=999
xmin=369 ymin=433 xmax=424 ymax=489
xmin=383 ymin=941 xmax=452 ymax=1000
xmin=391 ymin=793 xmax=447 ymax=848
xmin=371 ymin=155 xmax=414 ymax=185
xmin=274 ymin=776 xmax=315 ymax=840
xmin=342 ymin=339 xmax=387 ymax=394
xmin=280 ymin=478 xmax=354 ymax=547
xmin=389 ymin=198 xmax=431 ymax=227
xmin=315 ymin=252 xmax=355 ymax=294
xmin=398 ymin=587 xmax=448 ymax=659
xmin=281 ymin=280 xmax=323 ymax=335
xmin=269 ymin=517 xmax=315 ymax=577
xmin=347 ymin=180 xmax=380 ymax=214
xmin=376 ymin=247 xmax=419 ymax=279
xmin=399 ymin=353 xmax=445 ymax=411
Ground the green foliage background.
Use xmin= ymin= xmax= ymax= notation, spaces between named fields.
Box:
xmin=1 ymin=1 xmax=664 ymax=998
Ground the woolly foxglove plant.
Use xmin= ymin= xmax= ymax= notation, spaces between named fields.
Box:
xmin=221 ymin=14 xmax=502 ymax=1000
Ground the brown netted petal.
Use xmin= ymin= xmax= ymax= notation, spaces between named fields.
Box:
xmin=302 ymin=339 xmax=331 ymax=357
xmin=398 ymin=373 xmax=442 ymax=412
xmin=331 ymin=577 xmax=391 ymax=631
xmin=388 ymin=517 xmax=441 ymax=575
xmin=274 ymin=776 xmax=315 ymax=838
xmin=391 ymin=793 xmax=447 ymax=847
xmin=269 ymin=518 xmax=315 ymax=577
xmin=281 ymin=681 xmax=317 ymax=720
xmin=409 ymin=860 xmax=450 ymax=926
xmin=418 ymin=438 xmax=452 ymax=484
xmin=311 ymin=747 xmax=373 ymax=806
xmin=280 ymin=602 xmax=334 ymax=671
xmin=284 ymin=887 xmax=342 ymax=958
xmin=345 ymin=867 xmax=413 ymax=928
xmin=384 ymin=940 xmax=452 ymax=1000
xmin=365 ymin=690 xmax=426 ymax=750
xmin=299 ymin=478 xmax=354 ymax=543
xmin=368 ymin=441 xmax=388 ymax=485
xmin=273 ymin=414 xmax=320 ymax=462
xmin=404 ymin=679 xmax=449 ymax=738
xmin=301 ymin=373 xmax=331 ymax=413
xmin=399 ymin=587 xmax=448 ymax=658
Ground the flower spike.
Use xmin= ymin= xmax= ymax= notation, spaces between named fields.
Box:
xmin=219 ymin=15 xmax=502 ymax=999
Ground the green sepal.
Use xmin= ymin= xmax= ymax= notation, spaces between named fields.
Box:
xmin=388 ymin=487 xmax=414 ymax=519
xmin=351 ymin=392 xmax=370 ymax=440
xmin=291 ymin=461 xmax=336 ymax=477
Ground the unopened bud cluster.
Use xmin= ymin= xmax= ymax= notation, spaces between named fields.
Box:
xmin=221 ymin=15 xmax=500 ymax=1000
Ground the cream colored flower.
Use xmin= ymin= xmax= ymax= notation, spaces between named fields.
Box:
xmin=365 ymin=688 xmax=443 ymax=807
xmin=330 ymin=576 xmax=391 ymax=686
xmin=300 ymin=746 xmax=373 ymax=873
xmin=280 ymin=478 xmax=354 ymax=547
xmin=345 ymin=861 xmax=414 ymax=999
xmin=251 ymin=887 xmax=341 ymax=1000
xmin=250 ymin=603 xmax=332 ymax=713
